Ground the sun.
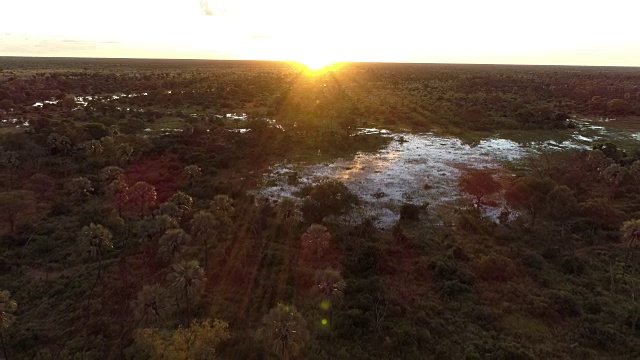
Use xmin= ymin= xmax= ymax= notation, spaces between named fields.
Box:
xmin=303 ymin=58 xmax=335 ymax=71
xmin=292 ymin=49 xmax=338 ymax=72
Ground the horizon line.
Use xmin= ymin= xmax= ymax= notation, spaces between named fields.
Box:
xmin=1 ymin=55 xmax=639 ymax=69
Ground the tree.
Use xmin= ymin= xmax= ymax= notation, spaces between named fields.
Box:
xmin=544 ymin=185 xmax=579 ymax=237
xmin=182 ymin=165 xmax=202 ymax=187
xmin=78 ymin=223 xmax=114 ymax=260
xmin=505 ymin=177 xmax=555 ymax=226
xmin=106 ymin=179 xmax=129 ymax=217
xmin=580 ymin=197 xmax=625 ymax=232
xmin=314 ymin=268 xmax=345 ymax=360
xmin=458 ymin=169 xmax=501 ymax=208
xmin=607 ymin=99 xmax=632 ymax=115
xmin=0 ymin=290 xmax=17 ymax=360
xmin=27 ymin=173 xmax=56 ymax=198
xmin=47 ymin=132 xmax=74 ymax=155
xmin=189 ymin=211 xmax=221 ymax=267
xmin=0 ymin=99 xmax=14 ymax=111
xmin=621 ymin=220 xmax=640 ymax=278
xmin=132 ymin=284 xmax=171 ymax=326
xmin=159 ymin=191 xmax=193 ymax=222
xmin=99 ymin=166 xmax=125 ymax=187
xmin=0 ymin=150 xmax=20 ymax=190
xmin=299 ymin=180 xmax=359 ymax=223
xmin=209 ymin=194 xmax=234 ymax=224
xmin=82 ymin=139 xmax=104 ymax=157
xmin=78 ymin=223 xmax=113 ymax=312
xmin=602 ymin=164 xmax=631 ymax=198
xmin=128 ymin=181 xmax=157 ymax=219
xmin=167 ymin=260 xmax=205 ymax=317
xmin=158 ymin=228 xmax=192 ymax=263
xmin=0 ymin=190 xmax=37 ymax=233
xmin=256 ymin=303 xmax=310 ymax=360
xmin=66 ymin=176 xmax=93 ymax=203
xmin=133 ymin=319 xmax=230 ymax=360
xmin=300 ymin=224 xmax=331 ymax=260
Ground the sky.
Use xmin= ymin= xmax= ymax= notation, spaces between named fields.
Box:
xmin=1 ymin=0 xmax=639 ymax=66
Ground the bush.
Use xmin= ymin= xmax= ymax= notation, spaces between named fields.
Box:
xmin=440 ymin=280 xmax=472 ymax=298
xmin=298 ymin=180 xmax=359 ymax=223
xmin=560 ymin=256 xmax=585 ymax=276
xmin=552 ymin=290 xmax=582 ymax=318
xmin=399 ymin=203 xmax=421 ymax=221
xmin=475 ymin=255 xmax=517 ymax=282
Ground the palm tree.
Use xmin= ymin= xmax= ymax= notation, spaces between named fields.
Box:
xmin=315 ymin=268 xmax=345 ymax=360
xmin=157 ymin=228 xmax=191 ymax=263
xmin=182 ymin=165 xmax=202 ymax=188
xmin=78 ymin=223 xmax=113 ymax=312
xmin=256 ymin=303 xmax=310 ymax=360
xmin=167 ymin=260 xmax=205 ymax=318
xmin=132 ymin=284 xmax=170 ymax=326
xmin=189 ymin=210 xmax=220 ymax=267
xmin=622 ymin=219 xmax=640 ymax=278
xmin=128 ymin=181 xmax=157 ymax=219
xmin=210 ymin=195 xmax=234 ymax=228
xmin=0 ymin=289 xmax=17 ymax=360
xmin=66 ymin=176 xmax=93 ymax=203
xmin=106 ymin=179 xmax=129 ymax=217
xmin=301 ymin=224 xmax=331 ymax=259
xmin=78 ymin=223 xmax=113 ymax=276
xmin=159 ymin=191 xmax=193 ymax=222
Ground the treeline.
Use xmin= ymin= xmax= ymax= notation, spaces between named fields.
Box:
xmin=2 ymin=59 xmax=639 ymax=134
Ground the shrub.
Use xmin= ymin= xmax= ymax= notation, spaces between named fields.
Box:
xmin=399 ymin=203 xmax=421 ymax=221
xmin=475 ymin=255 xmax=517 ymax=282
xmin=551 ymin=290 xmax=582 ymax=318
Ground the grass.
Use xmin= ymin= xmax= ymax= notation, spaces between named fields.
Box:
xmin=148 ymin=117 xmax=184 ymax=130
xmin=0 ymin=126 xmax=27 ymax=134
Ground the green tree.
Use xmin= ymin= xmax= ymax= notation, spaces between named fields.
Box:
xmin=299 ymin=180 xmax=359 ymax=223
xmin=47 ymin=132 xmax=74 ymax=155
xmin=0 ymin=290 xmax=17 ymax=360
xmin=78 ymin=223 xmax=113 ymax=311
xmin=0 ymin=190 xmax=37 ymax=234
xmin=607 ymin=99 xmax=632 ymax=115
xmin=544 ymin=185 xmax=579 ymax=237
xmin=256 ymin=303 xmax=310 ymax=360
xmin=82 ymin=139 xmax=104 ymax=157
xmin=132 ymin=284 xmax=171 ymax=326
xmin=189 ymin=211 xmax=221 ymax=267
xmin=621 ymin=220 xmax=640 ymax=278
xmin=99 ymin=165 xmax=125 ymax=187
xmin=182 ymin=165 xmax=202 ymax=187
xmin=66 ymin=176 xmax=93 ymax=203
xmin=158 ymin=228 xmax=191 ymax=263
xmin=27 ymin=173 xmax=56 ymax=198
xmin=209 ymin=194 xmax=234 ymax=224
xmin=0 ymin=150 xmax=20 ymax=190
xmin=167 ymin=260 xmax=205 ymax=317
xmin=159 ymin=191 xmax=193 ymax=222
xmin=133 ymin=319 xmax=230 ymax=360
xmin=314 ymin=268 xmax=345 ymax=360
xmin=505 ymin=177 xmax=555 ymax=226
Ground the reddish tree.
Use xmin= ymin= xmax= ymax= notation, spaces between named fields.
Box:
xmin=128 ymin=181 xmax=157 ymax=219
xmin=458 ymin=169 xmax=502 ymax=208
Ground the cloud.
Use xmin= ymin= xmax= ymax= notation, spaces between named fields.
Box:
xmin=200 ymin=0 xmax=214 ymax=16
xmin=34 ymin=39 xmax=96 ymax=52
